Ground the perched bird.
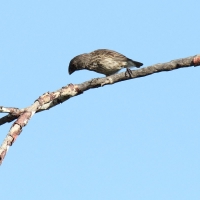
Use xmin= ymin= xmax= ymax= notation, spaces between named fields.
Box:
xmin=68 ymin=49 xmax=143 ymax=76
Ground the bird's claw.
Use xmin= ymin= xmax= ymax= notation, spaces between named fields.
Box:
xmin=125 ymin=68 xmax=133 ymax=78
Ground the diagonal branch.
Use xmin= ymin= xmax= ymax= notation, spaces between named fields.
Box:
xmin=0 ymin=114 xmax=18 ymax=126
xmin=0 ymin=54 xmax=200 ymax=165
xmin=0 ymin=107 xmax=25 ymax=126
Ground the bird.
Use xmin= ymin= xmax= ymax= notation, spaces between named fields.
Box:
xmin=68 ymin=49 xmax=143 ymax=76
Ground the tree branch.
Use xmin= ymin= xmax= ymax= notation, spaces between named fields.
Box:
xmin=0 ymin=54 xmax=199 ymax=165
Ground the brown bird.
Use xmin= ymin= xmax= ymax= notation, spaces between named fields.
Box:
xmin=68 ymin=49 xmax=143 ymax=76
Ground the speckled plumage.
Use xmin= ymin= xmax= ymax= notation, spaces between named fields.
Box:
xmin=68 ymin=49 xmax=143 ymax=76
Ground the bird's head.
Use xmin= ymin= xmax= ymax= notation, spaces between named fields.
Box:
xmin=68 ymin=53 xmax=90 ymax=75
xmin=68 ymin=58 xmax=78 ymax=75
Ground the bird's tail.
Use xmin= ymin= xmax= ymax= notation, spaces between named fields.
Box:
xmin=127 ymin=58 xmax=143 ymax=68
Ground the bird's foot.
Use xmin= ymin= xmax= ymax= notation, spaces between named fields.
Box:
xmin=125 ymin=68 xmax=133 ymax=78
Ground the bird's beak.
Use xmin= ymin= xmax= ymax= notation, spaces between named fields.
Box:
xmin=68 ymin=69 xmax=73 ymax=75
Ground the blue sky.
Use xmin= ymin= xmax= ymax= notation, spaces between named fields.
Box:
xmin=0 ymin=0 xmax=200 ymax=199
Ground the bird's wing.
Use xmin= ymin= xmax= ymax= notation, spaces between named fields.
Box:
xmin=91 ymin=49 xmax=128 ymax=62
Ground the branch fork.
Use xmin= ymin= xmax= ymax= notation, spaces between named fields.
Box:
xmin=0 ymin=54 xmax=199 ymax=165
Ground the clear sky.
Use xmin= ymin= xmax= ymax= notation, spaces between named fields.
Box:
xmin=1 ymin=0 xmax=200 ymax=199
